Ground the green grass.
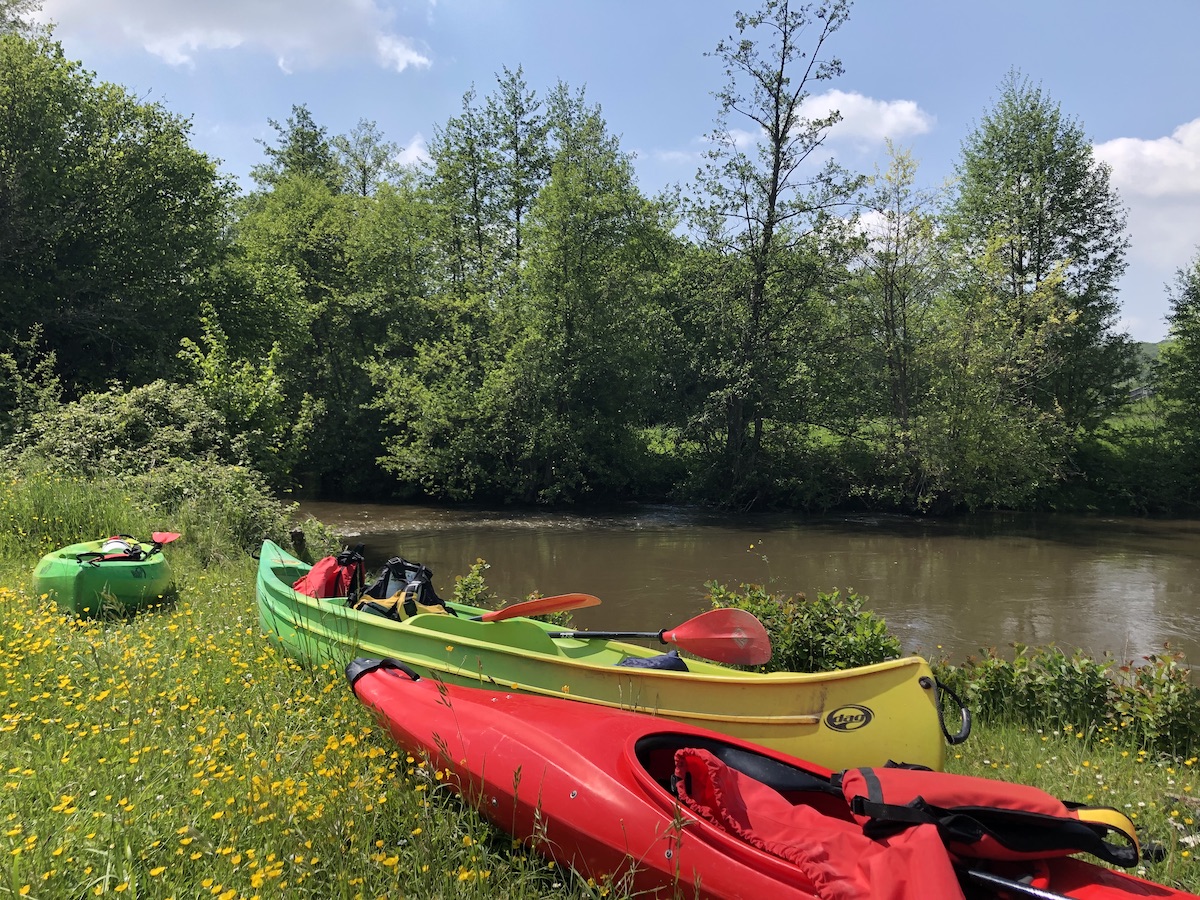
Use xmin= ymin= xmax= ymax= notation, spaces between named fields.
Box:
xmin=948 ymin=721 xmax=1200 ymax=892
xmin=2 ymin=533 xmax=1198 ymax=895
xmin=0 ymin=557 xmax=595 ymax=899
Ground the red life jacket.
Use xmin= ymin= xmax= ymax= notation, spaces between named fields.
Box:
xmin=292 ymin=548 xmax=365 ymax=600
xmin=837 ymin=765 xmax=1140 ymax=867
xmin=673 ymin=747 xmax=966 ymax=900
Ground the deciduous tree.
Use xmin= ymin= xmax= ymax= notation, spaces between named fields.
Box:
xmin=0 ymin=32 xmax=230 ymax=394
xmin=681 ymin=0 xmax=862 ymax=505
xmin=948 ymin=71 xmax=1135 ymax=430
xmin=1154 ymin=251 xmax=1200 ymax=507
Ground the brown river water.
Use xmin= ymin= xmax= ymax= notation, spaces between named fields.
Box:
xmin=295 ymin=502 xmax=1200 ymax=665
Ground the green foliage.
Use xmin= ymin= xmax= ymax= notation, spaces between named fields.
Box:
xmin=122 ymin=460 xmax=297 ymax=564
xmin=0 ymin=326 xmax=60 ymax=447
xmin=2 ymin=380 xmax=229 ymax=476
xmin=678 ymin=0 xmax=862 ymax=505
xmin=948 ymin=70 xmax=1135 ymax=431
xmin=0 ymin=31 xmax=232 ymax=394
xmin=0 ymin=464 xmax=294 ymax=565
xmin=3 ymin=10 xmax=1199 ymax=515
xmin=1153 ymin=251 xmax=1200 ymax=509
xmin=935 ymin=645 xmax=1200 ymax=757
xmin=451 ymin=558 xmax=500 ymax=608
xmin=706 ymin=581 xmax=901 ymax=672
xmin=1110 ymin=652 xmax=1200 ymax=756
xmin=178 ymin=310 xmax=318 ymax=490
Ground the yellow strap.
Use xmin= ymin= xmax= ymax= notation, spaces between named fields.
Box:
xmin=1076 ymin=806 xmax=1140 ymax=857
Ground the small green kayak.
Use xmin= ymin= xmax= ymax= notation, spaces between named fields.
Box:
xmin=32 ymin=533 xmax=180 ymax=617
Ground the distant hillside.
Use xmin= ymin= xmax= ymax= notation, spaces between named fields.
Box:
xmin=1129 ymin=340 xmax=1165 ymax=396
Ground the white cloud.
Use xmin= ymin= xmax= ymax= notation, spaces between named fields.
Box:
xmin=1096 ymin=120 xmax=1200 ymax=198
xmin=652 ymin=149 xmax=700 ymax=166
xmin=397 ymin=132 xmax=430 ymax=167
xmin=36 ymin=0 xmax=432 ymax=72
xmin=1096 ymin=119 xmax=1200 ymax=272
xmin=800 ymin=90 xmax=935 ymax=146
xmin=1089 ymin=120 xmax=1200 ymax=341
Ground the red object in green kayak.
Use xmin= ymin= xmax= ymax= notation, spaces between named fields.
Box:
xmin=347 ymin=657 xmax=1197 ymax=900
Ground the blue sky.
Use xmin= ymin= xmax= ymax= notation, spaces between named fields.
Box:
xmin=32 ymin=0 xmax=1200 ymax=342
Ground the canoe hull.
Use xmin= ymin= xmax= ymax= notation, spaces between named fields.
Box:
xmin=257 ymin=539 xmax=949 ymax=770
xmin=348 ymin=659 xmax=1197 ymax=900
xmin=32 ymin=540 xmax=176 ymax=617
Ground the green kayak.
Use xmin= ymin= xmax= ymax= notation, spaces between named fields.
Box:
xmin=257 ymin=539 xmax=966 ymax=770
xmin=32 ymin=533 xmax=179 ymax=617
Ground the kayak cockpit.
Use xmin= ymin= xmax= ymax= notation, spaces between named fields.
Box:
xmin=632 ymin=731 xmax=843 ymax=807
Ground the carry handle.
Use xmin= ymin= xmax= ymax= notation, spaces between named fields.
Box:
xmin=922 ymin=676 xmax=972 ymax=745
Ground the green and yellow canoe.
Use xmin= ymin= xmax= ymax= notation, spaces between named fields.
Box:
xmin=257 ymin=539 xmax=966 ymax=770
xmin=32 ymin=533 xmax=179 ymax=617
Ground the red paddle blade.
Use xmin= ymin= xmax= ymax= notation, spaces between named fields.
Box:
xmin=662 ymin=608 xmax=772 ymax=665
xmin=478 ymin=592 xmax=601 ymax=623
xmin=152 ymin=531 xmax=182 ymax=544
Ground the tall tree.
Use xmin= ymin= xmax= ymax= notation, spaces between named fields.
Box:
xmin=251 ymin=104 xmax=343 ymax=191
xmin=682 ymin=0 xmax=862 ymax=505
xmin=333 ymin=118 xmax=401 ymax=197
xmin=1 ymin=0 xmax=39 ymax=33
xmin=0 ymin=32 xmax=231 ymax=393
xmin=376 ymin=85 xmax=674 ymax=502
xmin=846 ymin=143 xmax=948 ymax=501
xmin=949 ymin=71 xmax=1135 ymax=430
xmin=1154 ymin=251 xmax=1200 ymax=508
xmin=426 ymin=86 xmax=502 ymax=295
xmin=485 ymin=66 xmax=551 ymax=282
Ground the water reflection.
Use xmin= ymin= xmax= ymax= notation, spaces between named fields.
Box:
xmin=297 ymin=502 xmax=1200 ymax=665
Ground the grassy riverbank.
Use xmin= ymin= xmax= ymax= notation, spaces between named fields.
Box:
xmin=2 ymin=550 xmax=1198 ymax=898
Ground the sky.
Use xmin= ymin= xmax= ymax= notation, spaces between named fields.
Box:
xmin=29 ymin=0 xmax=1200 ymax=343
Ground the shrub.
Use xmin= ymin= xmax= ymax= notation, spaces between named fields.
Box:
xmin=934 ymin=644 xmax=1200 ymax=756
xmin=706 ymin=581 xmax=902 ymax=672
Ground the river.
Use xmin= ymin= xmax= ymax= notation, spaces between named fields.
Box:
xmin=295 ymin=502 xmax=1200 ymax=665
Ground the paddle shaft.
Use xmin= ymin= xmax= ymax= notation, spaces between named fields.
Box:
xmin=963 ymin=868 xmax=1072 ymax=900
xmin=549 ymin=628 xmax=667 ymax=642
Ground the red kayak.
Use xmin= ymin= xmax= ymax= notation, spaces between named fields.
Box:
xmin=347 ymin=658 xmax=1196 ymax=900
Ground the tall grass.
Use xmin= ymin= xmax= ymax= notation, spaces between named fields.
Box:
xmin=0 ymin=473 xmax=164 ymax=559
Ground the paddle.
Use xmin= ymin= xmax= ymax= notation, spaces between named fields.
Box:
xmin=471 ymin=592 xmax=601 ymax=623
xmin=151 ymin=531 xmax=182 ymax=546
xmin=962 ymin=868 xmax=1072 ymax=900
xmin=548 ymin=607 xmax=773 ymax=666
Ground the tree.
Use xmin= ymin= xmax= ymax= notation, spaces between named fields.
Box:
xmin=485 ymin=66 xmax=551 ymax=281
xmin=475 ymin=84 xmax=673 ymax=501
xmin=374 ymin=84 xmax=675 ymax=502
xmin=1 ymin=0 xmax=39 ymax=34
xmin=1154 ymin=251 xmax=1200 ymax=507
xmin=251 ymin=104 xmax=343 ymax=191
xmin=426 ymin=86 xmax=502 ymax=295
xmin=681 ymin=0 xmax=862 ymax=505
xmin=425 ymin=68 xmax=552 ymax=302
xmin=948 ymin=71 xmax=1135 ymax=430
xmin=914 ymin=249 xmax=1076 ymax=511
xmin=333 ymin=118 xmax=401 ymax=197
xmin=0 ymin=32 xmax=231 ymax=393
xmin=841 ymin=143 xmax=949 ymax=504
